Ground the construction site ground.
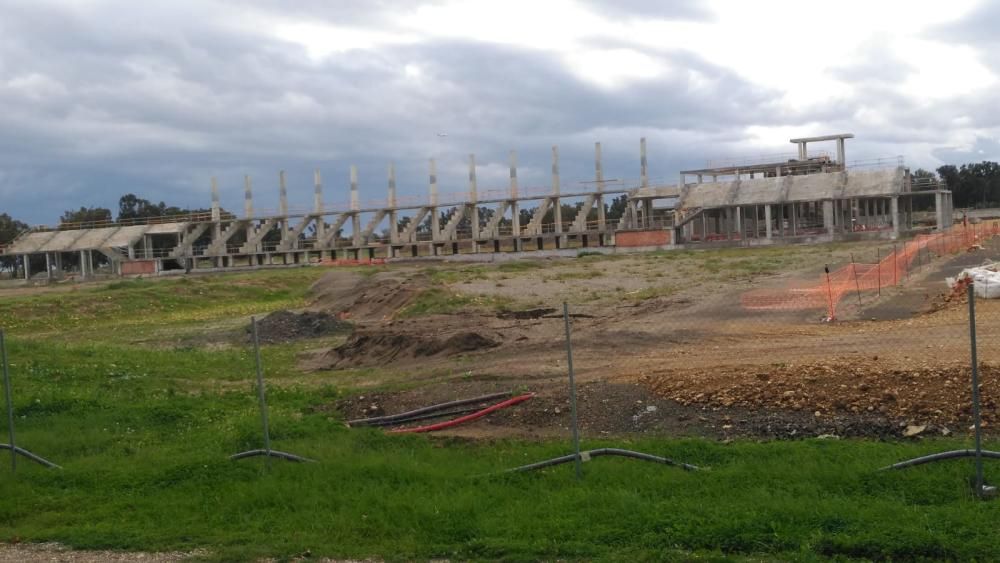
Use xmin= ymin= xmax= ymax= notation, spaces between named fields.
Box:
xmin=277 ymin=236 xmax=1000 ymax=441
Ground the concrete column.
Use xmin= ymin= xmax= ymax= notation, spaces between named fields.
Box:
xmin=244 ymin=175 xmax=253 ymax=219
xmin=388 ymin=163 xmax=399 ymax=244
xmin=765 ymin=205 xmax=773 ymax=239
xmin=350 ymin=165 xmax=360 ymax=211
xmin=509 ymin=151 xmax=520 ymax=245
xmin=697 ymin=174 xmax=703 ymax=183
xmin=734 ymin=206 xmax=742 ymax=239
xmin=553 ymin=146 xmax=564 ymax=243
xmin=595 ymin=142 xmax=605 ymax=231
xmin=314 ymin=170 xmax=324 ymax=213
xmin=211 ymin=177 xmax=221 ymax=221
xmin=429 ymin=158 xmax=440 ymax=241
xmin=23 ymin=255 xmax=30 ymax=280
xmin=823 ymin=201 xmax=835 ymax=235
xmin=79 ymin=250 xmax=87 ymax=278
xmin=936 ymin=193 xmax=944 ymax=229
xmin=890 ymin=196 xmax=899 ymax=238
xmin=836 ymin=138 xmax=845 ymax=165
xmin=314 ymin=170 xmax=325 ymax=240
xmin=469 ymin=154 xmax=479 ymax=241
xmin=350 ymin=165 xmax=361 ymax=247
xmin=640 ymin=137 xmax=648 ymax=187
xmin=279 ymin=170 xmax=288 ymax=217
xmin=45 ymin=253 xmax=52 ymax=279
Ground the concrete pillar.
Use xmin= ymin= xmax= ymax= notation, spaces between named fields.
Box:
xmin=279 ymin=170 xmax=288 ymax=217
xmin=734 ymin=206 xmax=742 ymax=239
xmin=22 ymin=255 xmax=30 ymax=280
xmin=798 ymin=142 xmax=807 ymax=160
xmin=350 ymin=165 xmax=361 ymax=247
xmin=936 ymin=194 xmax=944 ymax=229
xmin=45 ymin=253 xmax=52 ymax=279
xmin=553 ymin=146 xmax=564 ymax=244
xmin=429 ymin=158 xmax=440 ymax=241
xmin=697 ymin=174 xmax=703 ymax=183
xmin=765 ymin=205 xmax=773 ymax=239
xmin=640 ymin=137 xmax=648 ymax=188
xmin=314 ymin=170 xmax=323 ymax=213
xmin=244 ymin=175 xmax=253 ymax=219
xmin=79 ymin=250 xmax=87 ymax=278
xmin=469 ymin=154 xmax=479 ymax=241
xmin=388 ymin=163 xmax=399 ymax=245
xmin=350 ymin=165 xmax=360 ymax=211
xmin=508 ymin=150 xmax=518 ymax=199
xmin=314 ymin=170 xmax=325 ymax=240
xmin=823 ymin=201 xmax=834 ymax=235
xmin=211 ymin=177 xmax=221 ymax=221
xmin=595 ymin=142 xmax=605 ymax=231
xmin=890 ymin=196 xmax=899 ymax=238
xmin=836 ymin=138 xmax=845 ymax=165
xmin=509 ymin=150 xmax=520 ymax=245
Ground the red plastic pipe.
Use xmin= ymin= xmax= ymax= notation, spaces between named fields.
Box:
xmin=388 ymin=393 xmax=535 ymax=434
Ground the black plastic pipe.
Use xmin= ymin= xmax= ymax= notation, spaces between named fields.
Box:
xmin=508 ymin=448 xmax=698 ymax=473
xmin=230 ymin=449 xmax=315 ymax=463
xmin=880 ymin=449 xmax=1000 ymax=471
xmin=367 ymin=406 xmax=482 ymax=427
xmin=347 ymin=391 xmax=512 ymax=426
xmin=0 ymin=444 xmax=61 ymax=469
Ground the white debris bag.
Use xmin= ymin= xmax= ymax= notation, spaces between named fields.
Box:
xmin=947 ymin=264 xmax=1000 ymax=298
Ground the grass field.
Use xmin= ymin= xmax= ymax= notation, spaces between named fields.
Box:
xmin=0 ymin=264 xmax=998 ymax=561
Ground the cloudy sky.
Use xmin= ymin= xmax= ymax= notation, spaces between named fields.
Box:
xmin=2 ymin=0 xmax=999 ymax=224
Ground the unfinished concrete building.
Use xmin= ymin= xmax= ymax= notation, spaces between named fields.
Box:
xmin=626 ymin=134 xmax=953 ymax=245
xmin=1 ymin=134 xmax=955 ymax=280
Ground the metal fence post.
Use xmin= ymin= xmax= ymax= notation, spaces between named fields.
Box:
xmin=1 ymin=329 xmax=15 ymax=473
xmin=851 ymin=254 xmax=862 ymax=307
xmin=967 ymin=284 xmax=985 ymax=497
xmin=251 ymin=317 xmax=272 ymax=468
xmin=562 ymin=302 xmax=582 ymax=480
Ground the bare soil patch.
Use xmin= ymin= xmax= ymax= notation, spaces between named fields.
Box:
xmin=304 ymin=329 xmax=500 ymax=369
xmin=251 ymin=310 xmax=353 ymax=344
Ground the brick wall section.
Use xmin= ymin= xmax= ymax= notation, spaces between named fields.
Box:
xmin=120 ymin=260 xmax=156 ymax=275
xmin=615 ymin=230 xmax=671 ymax=247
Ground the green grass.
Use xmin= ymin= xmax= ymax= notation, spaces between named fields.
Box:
xmin=1 ymin=266 xmax=999 ymax=561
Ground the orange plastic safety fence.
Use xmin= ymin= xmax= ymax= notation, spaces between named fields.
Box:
xmin=741 ymin=221 xmax=1000 ymax=319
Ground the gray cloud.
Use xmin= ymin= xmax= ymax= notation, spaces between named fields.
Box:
xmin=1 ymin=0 xmax=999 ymax=224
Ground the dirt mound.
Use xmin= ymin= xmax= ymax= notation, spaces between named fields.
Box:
xmin=251 ymin=310 xmax=353 ymax=344
xmin=641 ymin=361 xmax=999 ymax=434
xmin=310 ymin=271 xmax=427 ymax=321
xmin=307 ymin=330 xmax=500 ymax=369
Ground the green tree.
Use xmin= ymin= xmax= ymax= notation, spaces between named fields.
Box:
xmin=61 ymin=206 xmax=113 ymax=226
